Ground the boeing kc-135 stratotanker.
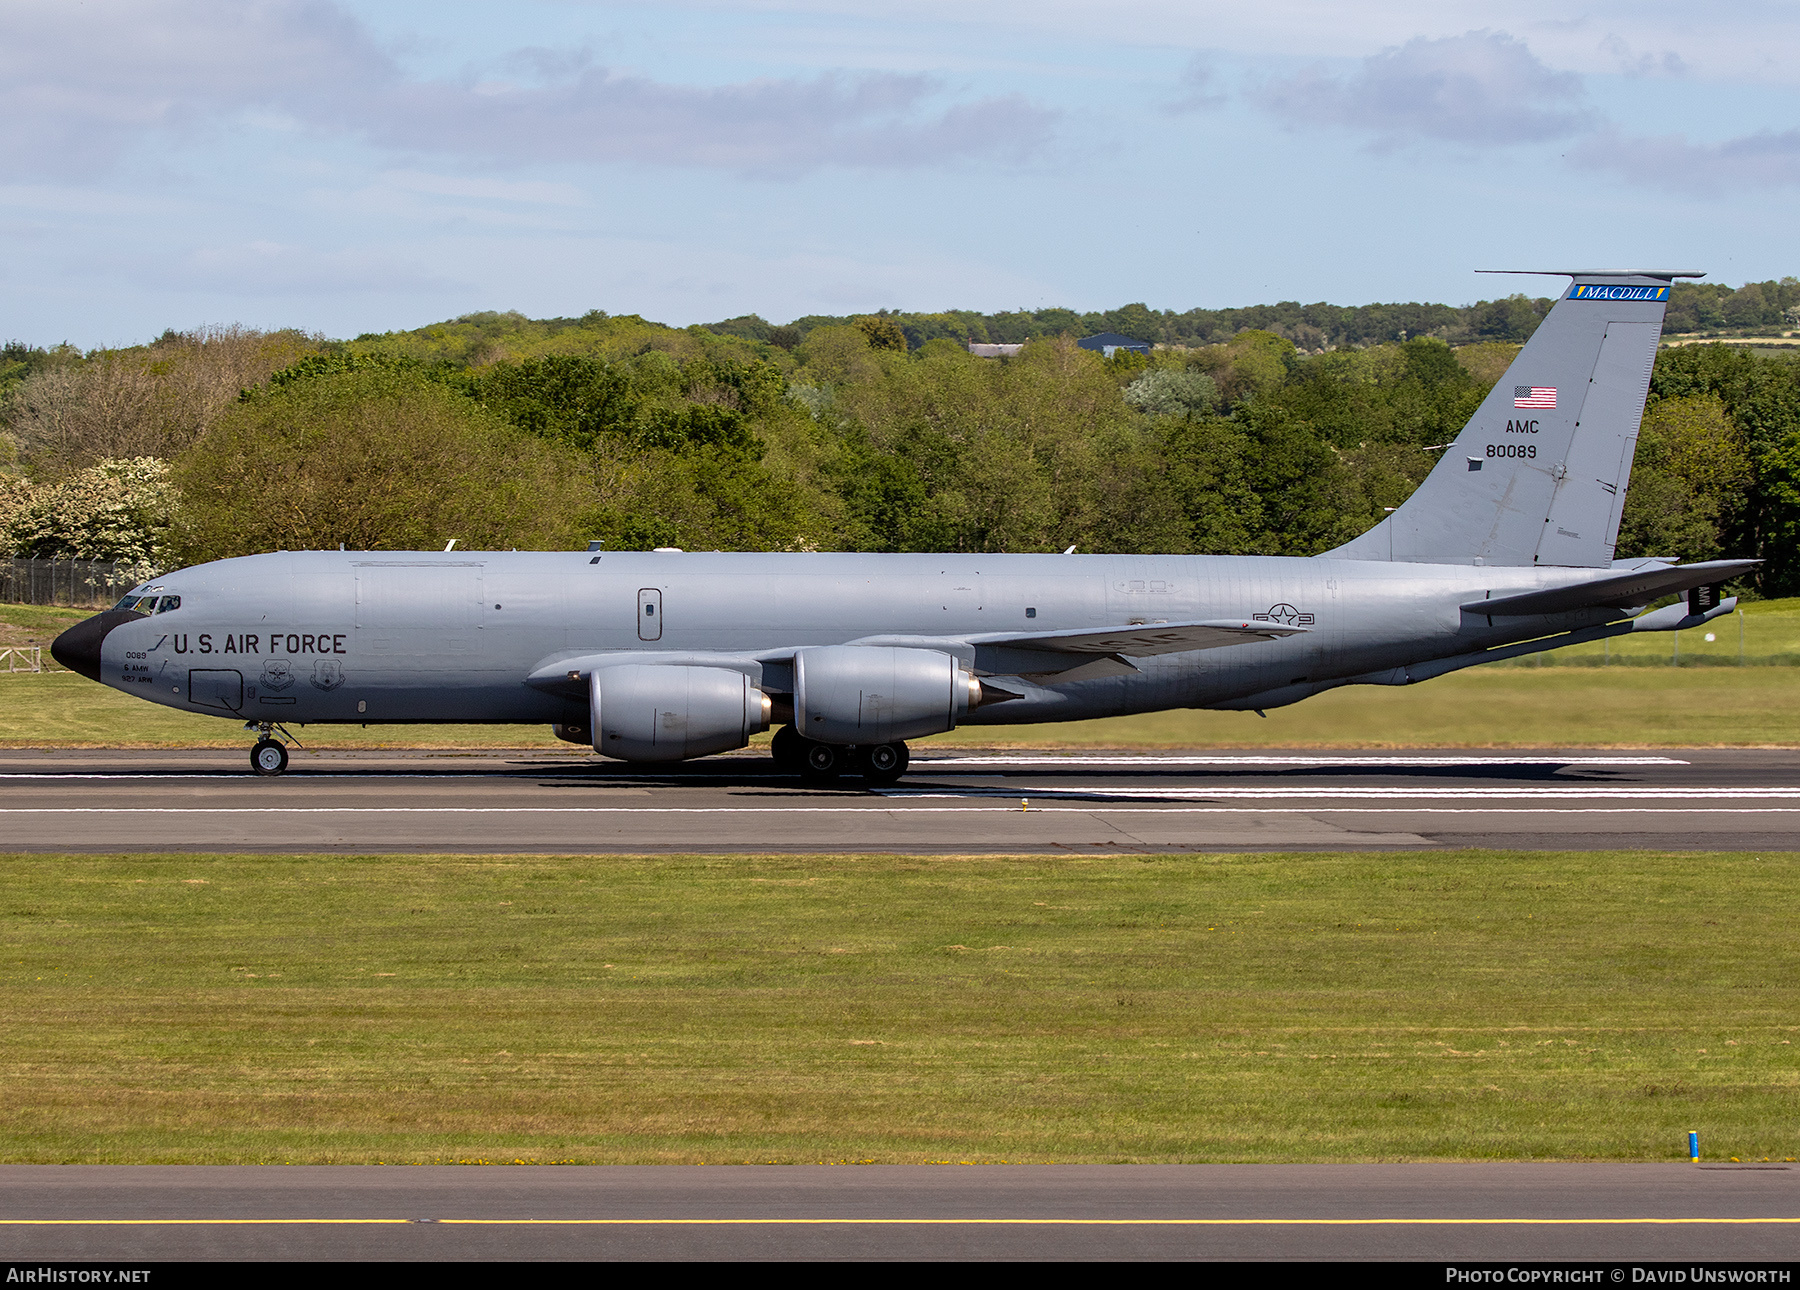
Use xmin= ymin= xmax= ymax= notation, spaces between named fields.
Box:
xmin=53 ymin=271 xmax=1753 ymax=780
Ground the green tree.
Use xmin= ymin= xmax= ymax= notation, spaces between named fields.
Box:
xmin=1191 ymin=330 xmax=1294 ymax=404
xmin=797 ymin=325 xmax=879 ymax=386
xmin=1650 ymin=345 xmax=1800 ymax=592
xmin=1616 ymin=394 xmax=1752 ymax=562
xmin=1157 ymin=419 xmax=1264 ymax=554
xmin=827 ymin=336 xmax=1183 ymax=553
xmin=471 ymin=354 xmax=635 ymax=450
xmin=853 ymin=315 xmax=909 ymax=353
xmin=169 ymin=368 xmax=591 ymax=563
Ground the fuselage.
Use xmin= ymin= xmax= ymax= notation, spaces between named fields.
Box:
xmin=89 ymin=549 xmax=1619 ymax=730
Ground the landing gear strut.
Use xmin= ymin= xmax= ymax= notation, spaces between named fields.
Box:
xmin=770 ymin=724 xmax=806 ymax=772
xmin=247 ymin=722 xmax=289 ymax=776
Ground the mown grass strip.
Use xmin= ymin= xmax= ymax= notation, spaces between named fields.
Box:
xmin=7 ymin=665 xmax=1800 ymax=748
xmin=2 ymin=850 xmax=1797 ymax=1164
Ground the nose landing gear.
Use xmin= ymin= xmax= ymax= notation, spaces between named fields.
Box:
xmin=251 ymin=739 xmax=289 ymax=776
xmin=245 ymin=721 xmax=291 ymax=776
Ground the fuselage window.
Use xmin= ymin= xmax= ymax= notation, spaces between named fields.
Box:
xmin=645 ymin=603 xmax=655 ymax=617
xmin=155 ymin=596 xmax=181 ymax=614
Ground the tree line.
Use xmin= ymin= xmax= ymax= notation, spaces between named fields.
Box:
xmin=704 ymin=278 xmax=1800 ymax=352
xmin=0 ymin=299 xmax=1794 ymax=593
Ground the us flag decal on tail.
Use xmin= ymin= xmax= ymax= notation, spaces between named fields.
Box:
xmin=1514 ymin=386 xmax=1556 ymax=409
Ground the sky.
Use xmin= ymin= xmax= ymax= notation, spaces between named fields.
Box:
xmin=4 ymin=0 xmax=1798 ymax=347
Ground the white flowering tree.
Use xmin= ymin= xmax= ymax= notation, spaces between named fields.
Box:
xmin=0 ymin=457 xmax=175 ymax=575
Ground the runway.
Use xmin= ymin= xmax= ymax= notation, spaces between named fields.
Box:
xmin=0 ymin=1164 xmax=1795 ymax=1262
xmin=1 ymin=746 xmax=1797 ymax=853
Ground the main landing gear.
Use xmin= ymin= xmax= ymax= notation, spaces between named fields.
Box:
xmin=770 ymin=725 xmax=910 ymax=786
xmin=246 ymin=721 xmax=289 ymax=776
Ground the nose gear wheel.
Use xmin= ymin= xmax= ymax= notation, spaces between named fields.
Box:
xmin=251 ymin=739 xmax=288 ymax=776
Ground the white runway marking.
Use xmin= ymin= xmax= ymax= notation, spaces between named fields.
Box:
xmin=4 ymin=806 xmax=1800 ymax=816
xmin=0 ymin=755 xmax=1693 ymax=781
xmin=994 ymin=785 xmax=1800 ymax=800
xmin=917 ymin=755 xmax=1691 ymax=767
xmin=0 ymin=773 xmax=793 ymax=781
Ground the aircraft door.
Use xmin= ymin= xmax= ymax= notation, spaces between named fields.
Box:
xmin=638 ymin=588 xmax=663 ymax=641
xmin=353 ymin=561 xmax=481 ymax=655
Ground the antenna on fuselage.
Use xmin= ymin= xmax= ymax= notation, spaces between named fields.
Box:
xmin=444 ymin=539 xmax=458 ymax=552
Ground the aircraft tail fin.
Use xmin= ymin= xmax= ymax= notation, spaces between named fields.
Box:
xmin=1325 ymin=271 xmax=1700 ymax=567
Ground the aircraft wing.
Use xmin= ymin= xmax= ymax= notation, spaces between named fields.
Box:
xmin=525 ymin=620 xmax=1305 ymax=697
xmin=966 ymin=619 xmax=1306 ymax=657
xmin=961 ymin=619 xmax=1306 ymax=683
xmin=1460 ymin=559 xmax=1759 ymax=617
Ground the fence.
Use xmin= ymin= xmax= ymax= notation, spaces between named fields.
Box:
xmin=0 ymin=646 xmax=42 ymax=673
xmin=0 ymin=558 xmax=150 ymax=609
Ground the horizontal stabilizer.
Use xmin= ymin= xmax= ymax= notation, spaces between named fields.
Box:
xmin=1629 ymin=596 xmax=1738 ymax=634
xmin=1461 ymin=560 xmax=1758 ymax=617
xmin=968 ymin=619 xmax=1305 ymax=657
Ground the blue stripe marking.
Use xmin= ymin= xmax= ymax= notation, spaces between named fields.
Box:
xmin=1568 ymin=284 xmax=1670 ymax=301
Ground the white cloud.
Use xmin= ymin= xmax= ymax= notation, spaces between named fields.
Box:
xmin=1574 ymin=126 xmax=1800 ymax=190
xmin=633 ymin=1 xmax=1800 ymax=87
xmin=380 ymin=171 xmax=587 ymax=206
xmin=1253 ymin=31 xmax=1594 ymax=149
xmin=1598 ymin=35 xmax=1687 ymax=79
xmin=0 ymin=0 xmax=1055 ymax=178
xmin=1162 ymin=57 xmax=1228 ymax=115
xmin=361 ymin=72 xmax=1054 ymax=175
xmin=0 ymin=0 xmax=391 ymax=176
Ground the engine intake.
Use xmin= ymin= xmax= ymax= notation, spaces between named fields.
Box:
xmin=793 ymin=645 xmax=977 ymax=744
xmin=591 ymin=664 xmax=771 ymax=762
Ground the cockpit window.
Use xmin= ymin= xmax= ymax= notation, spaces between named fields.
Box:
xmin=115 ymin=593 xmax=180 ymax=614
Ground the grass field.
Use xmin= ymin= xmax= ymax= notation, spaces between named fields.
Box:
xmin=6 ymin=663 xmax=1800 ymax=749
xmin=7 ymin=598 xmax=1800 ymax=749
xmin=2 ymin=850 xmax=1795 ymax=1165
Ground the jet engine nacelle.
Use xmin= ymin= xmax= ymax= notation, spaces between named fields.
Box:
xmin=590 ymin=664 xmax=771 ymax=762
xmin=793 ymin=645 xmax=976 ymax=745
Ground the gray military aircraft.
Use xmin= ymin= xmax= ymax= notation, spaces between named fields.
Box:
xmin=53 ymin=270 xmax=1752 ymax=780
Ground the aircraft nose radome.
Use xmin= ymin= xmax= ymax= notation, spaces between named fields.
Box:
xmin=50 ymin=610 xmax=144 ymax=682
